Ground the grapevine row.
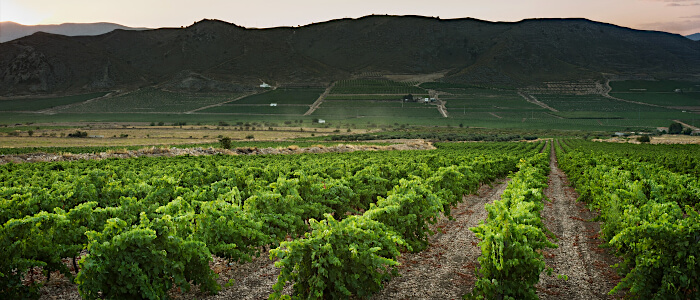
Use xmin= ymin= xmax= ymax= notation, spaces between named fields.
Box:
xmin=1 ymin=142 xmax=543 ymax=299
xmin=468 ymin=144 xmax=556 ymax=300
xmin=557 ymin=140 xmax=699 ymax=298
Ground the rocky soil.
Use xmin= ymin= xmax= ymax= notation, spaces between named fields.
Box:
xmin=536 ymin=144 xmax=621 ymax=299
xmin=0 ymin=141 xmax=435 ymax=164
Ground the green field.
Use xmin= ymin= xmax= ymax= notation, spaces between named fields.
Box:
xmin=609 ymin=80 xmax=700 ymax=93
xmin=548 ymin=111 xmax=622 ymax=119
xmin=330 ymin=79 xmax=426 ymax=94
xmin=320 ymin=100 xmax=428 ymax=108
xmin=534 ymin=94 xmax=673 ymax=112
xmin=313 ymin=106 xmax=442 ymax=118
xmin=3 ymin=79 xmax=699 ymax=132
xmin=608 ymin=80 xmax=700 ymax=107
xmin=235 ymin=88 xmax=324 ymax=104
xmin=325 ymin=95 xmax=428 ymax=100
xmin=610 ymin=92 xmax=700 ymax=107
xmin=199 ymin=105 xmax=310 ymax=115
xmin=443 ymin=98 xmax=541 ymax=110
xmin=0 ymin=92 xmax=108 ymax=111
xmin=63 ymin=88 xmax=236 ymax=113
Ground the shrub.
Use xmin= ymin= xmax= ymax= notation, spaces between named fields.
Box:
xmin=219 ymin=137 xmax=232 ymax=149
xmin=637 ymin=135 xmax=651 ymax=143
xmin=68 ymin=131 xmax=88 ymax=138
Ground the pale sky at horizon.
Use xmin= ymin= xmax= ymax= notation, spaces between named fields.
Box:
xmin=1 ymin=0 xmax=699 ymax=35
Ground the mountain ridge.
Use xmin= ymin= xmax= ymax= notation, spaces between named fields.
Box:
xmin=1 ymin=16 xmax=699 ymax=96
xmin=0 ymin=21 xmax=148 ymax=43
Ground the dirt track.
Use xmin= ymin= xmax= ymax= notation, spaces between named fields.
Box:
xmin=536 ymin=143 xmax=621 ymax=299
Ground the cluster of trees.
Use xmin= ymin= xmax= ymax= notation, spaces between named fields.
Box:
xmin=668 ymin=122 xmax=694 ymax=135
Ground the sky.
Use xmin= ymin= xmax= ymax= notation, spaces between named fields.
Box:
xmin=1 ymin=0 xmax=699 ymax=35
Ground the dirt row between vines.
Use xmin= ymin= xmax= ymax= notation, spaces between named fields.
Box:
xmin=536 ymin=144 xmax=621 ymax=299
xmin=371 ymin=180 xmax=511 ymax=300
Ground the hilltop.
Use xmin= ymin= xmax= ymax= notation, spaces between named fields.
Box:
xmin=0 ymin=21 xmax=147 ymax=43
xmin=1 ymin=15 xmax=699 ymax=96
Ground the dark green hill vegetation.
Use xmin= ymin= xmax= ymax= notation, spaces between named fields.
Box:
xmin=2 ymin=16 xmax=699 ymax=95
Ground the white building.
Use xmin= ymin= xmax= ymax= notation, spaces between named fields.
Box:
xmin=318 ymin=119 xmax=326 ymax=124
xmin=260 ymin=83 xmax=271 ymax=88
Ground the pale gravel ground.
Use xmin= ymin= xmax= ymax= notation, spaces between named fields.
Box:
xmin=1 ymin=141 xmax=435 ymax=164
xmin=537 ymin=143 xmax=622 ymax=299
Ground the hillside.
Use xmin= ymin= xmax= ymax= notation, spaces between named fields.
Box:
xmin=687 ymin=33 xmax=700 ymax=41
xmin=1 ymin=16 xmax=699 ymax=96
xmin=0 ymin=21 xmax=147 ymax=43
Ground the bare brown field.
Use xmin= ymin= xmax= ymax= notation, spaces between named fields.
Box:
xmin=594 ymin=135 xmax=700 ymax=145
xmin=0 ymin=126 xmax=370 ymax=148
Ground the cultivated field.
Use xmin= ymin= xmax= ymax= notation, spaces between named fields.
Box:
xmin=2 ymin=140 xmax=697 ymax=299
xmin=0 ymin=80 xmax=698 ymax=132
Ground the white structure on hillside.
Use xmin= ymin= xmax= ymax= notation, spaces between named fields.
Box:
xmin=260 ymin=82 xmax=271 ymax=88
xmin=318 ymin=119 xmax=326 ymax=124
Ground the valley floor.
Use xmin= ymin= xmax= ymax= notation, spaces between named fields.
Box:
xmin=35 ymin=142 xmax=624 ymax=300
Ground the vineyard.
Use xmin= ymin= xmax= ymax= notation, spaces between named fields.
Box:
xmin=557 ymin=140 xmax=700 ymax=298
xmin=330 ymin=79 xmax=425 ymax=95
xmin=0 ymin=142 xmax=543 ymax=299
xmin=230 ymin=89 xmax=324 ymax=105
xmin=0 ymin=92 xmax=109 ymax=112
xmin=533 ymin=94 xmax=669 ymax=112
xmin=64 ymin=88 xmax=237 ymax=113
xmin=1 ymin=139 xmax=698 ymax=299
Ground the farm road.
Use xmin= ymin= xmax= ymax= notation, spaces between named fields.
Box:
xmin=537 ymin=143 xmax=620 ymax=299
xmin=304 ymin=82 xmax=334 ymax=116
